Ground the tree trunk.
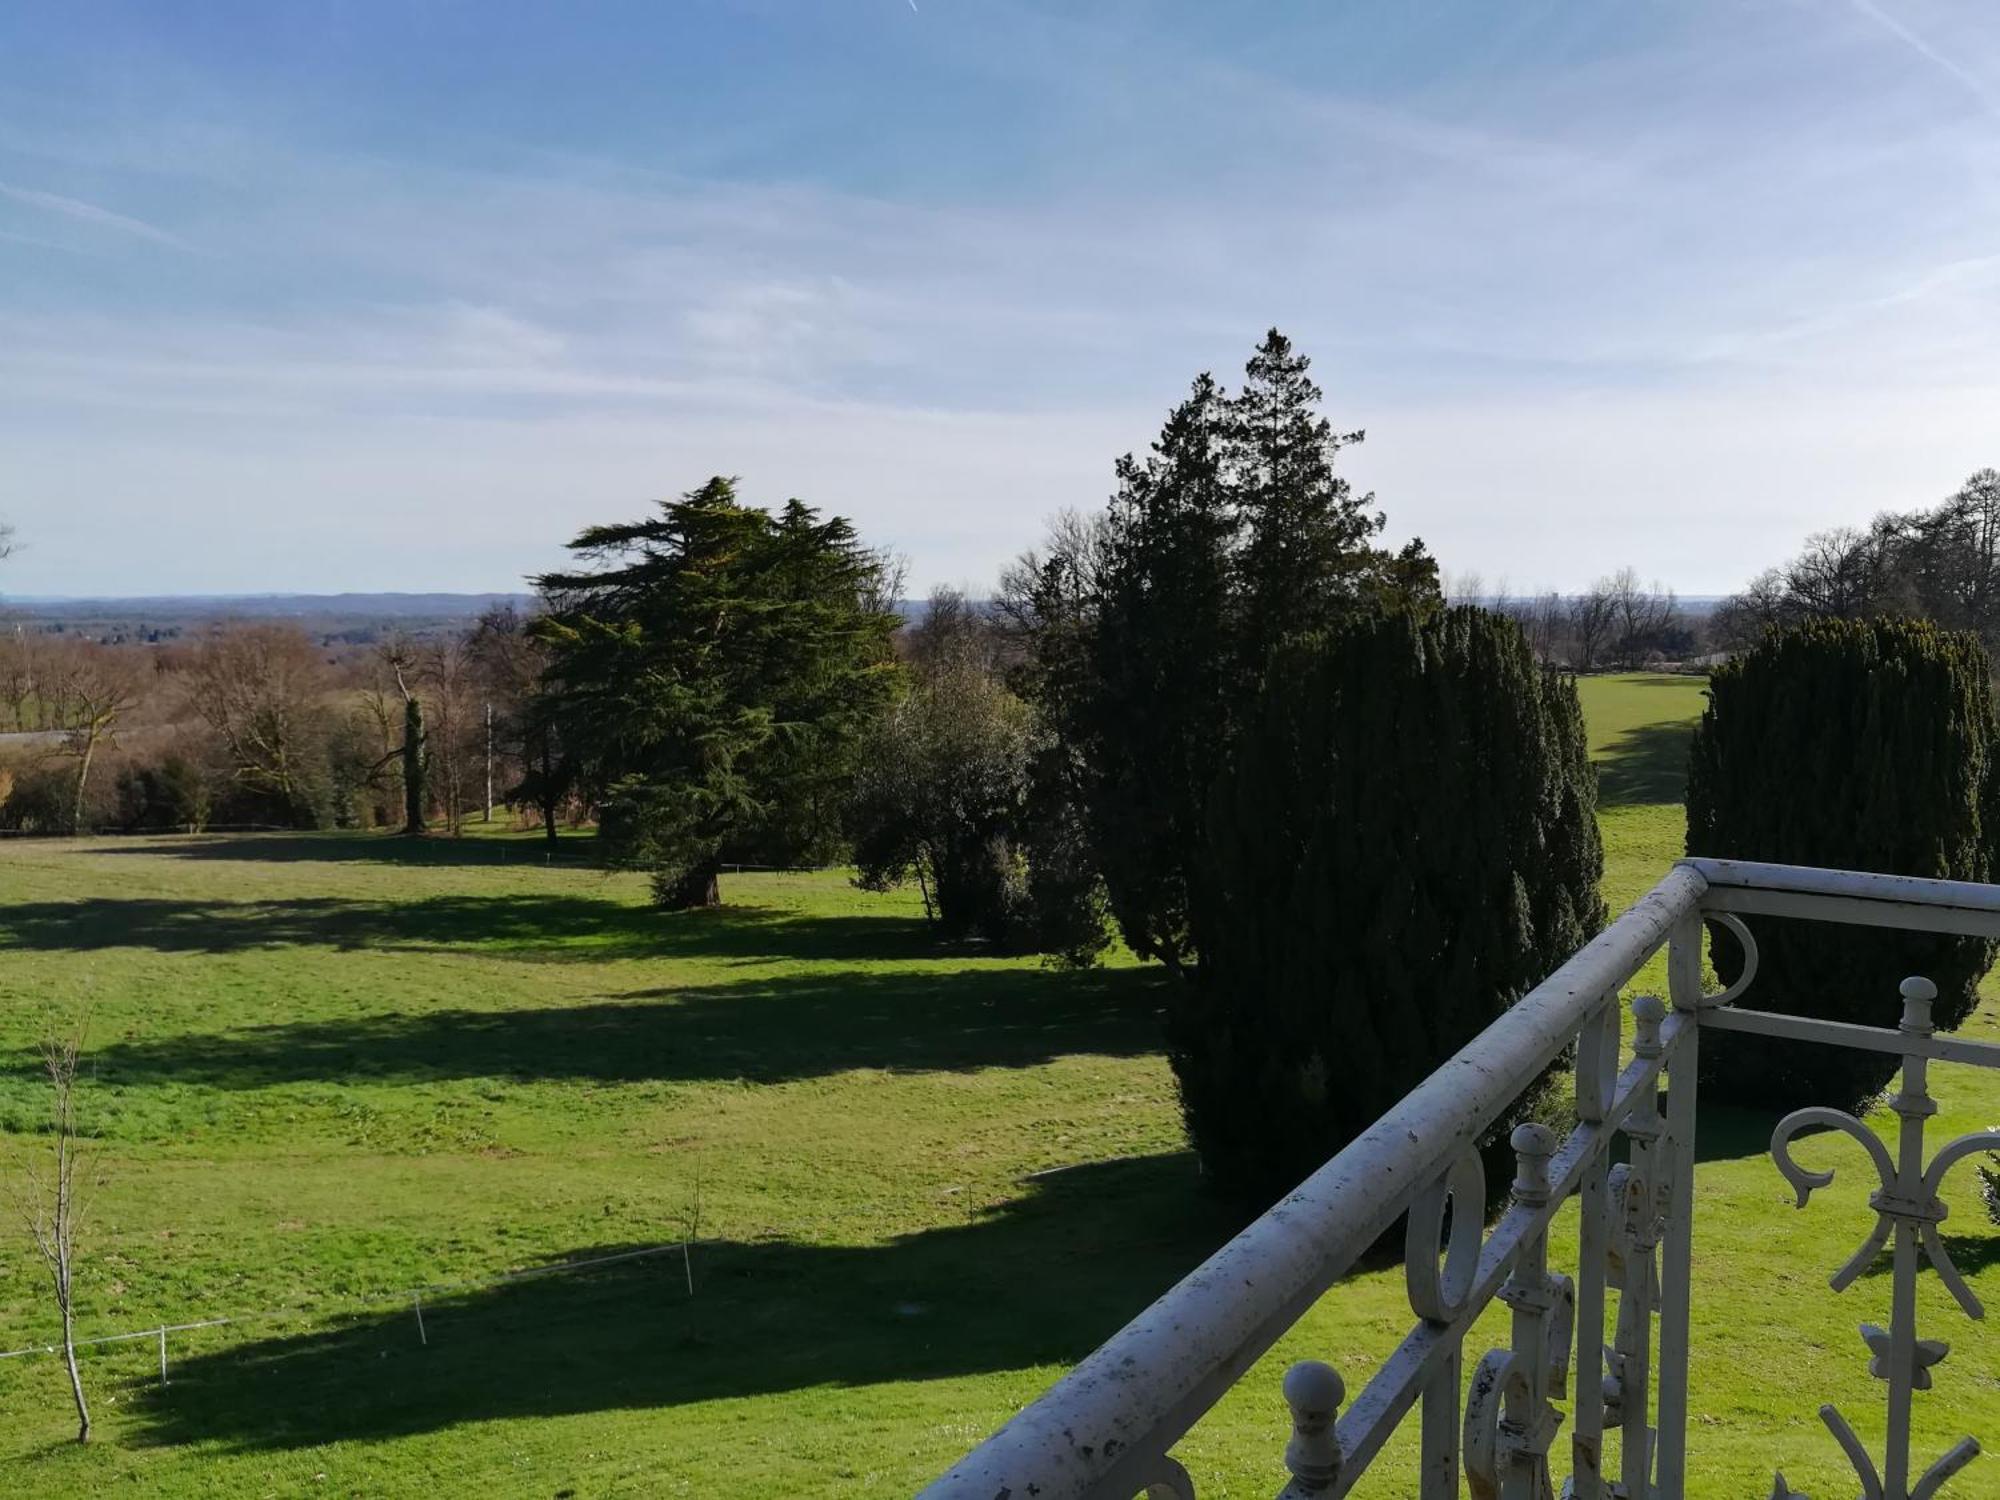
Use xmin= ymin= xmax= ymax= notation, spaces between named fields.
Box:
xmin=70 ymin=730 xmax=97 ymax=836
xmin=401 ymin=695 xmax=426 ymax=835
xmin=657 ymin=862 xmax=721 ymax=910
xmin=60 ymin=1285 xmax=88 ymax=1442
xmin=537 ymin=732 xmax=560 ymax=843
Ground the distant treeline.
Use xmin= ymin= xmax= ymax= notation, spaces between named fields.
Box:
xmin=0 ymin=608 xmax=558 ymax=838
xmin=0 ymin=593 xmax=539 ymax=653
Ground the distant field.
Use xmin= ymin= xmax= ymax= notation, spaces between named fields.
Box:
xmin=0 ymin=673 xmax=1993 ymax=1498
xmin=1575 ymin=670 xmax=1708 ymax=910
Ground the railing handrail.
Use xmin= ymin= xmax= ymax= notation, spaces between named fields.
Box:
xmin=918 ymin=862 xmax=1711 ymax=1499
xmin=925 ymin=856 xmax=2000 ymax=1498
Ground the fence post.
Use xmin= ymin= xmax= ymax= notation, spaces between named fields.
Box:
xmin=413 ymin=1292 xmax=427 ymax=1346
xmin=157 ymin=1326 xmax=168 ymax=1387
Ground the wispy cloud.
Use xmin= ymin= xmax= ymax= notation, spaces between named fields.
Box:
xmin=1 ymin=1 xmax=1999 ymax=595
xmin=1850 ymin=0 xmax=2000 ymax=115
xmin=0 ymin=180 xmax=189 ymax=249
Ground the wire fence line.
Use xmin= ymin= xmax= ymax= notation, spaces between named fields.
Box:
xmin=0 ymin=1239 xmax=699 ymax=1380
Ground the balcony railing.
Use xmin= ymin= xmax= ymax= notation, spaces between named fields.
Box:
xmin=919 ymin=859 xmax=2000 ymax=1500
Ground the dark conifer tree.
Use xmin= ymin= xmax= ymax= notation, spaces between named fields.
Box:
xmin=1230 ymin=330 xmax=1388 ymax=667
xmin=1088 ymin=374 xmax=1236 ymax=972
xmin=535 ymin=478 xmax=900 ymax=908
xmin=1176 ymin=607 xmax=1603 ymax=1206
xmin=1687 ymin=616 xmax=2000 ymax=1109
xmin=1081 ymin=332 xmax=1440 ymax=972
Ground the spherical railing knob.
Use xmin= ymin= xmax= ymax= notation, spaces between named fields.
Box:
xmin=1282 ymin=1359 xmax=1344 ymax=1492
xmin=1511 ymin=1121 xmax=1558 ymax=1206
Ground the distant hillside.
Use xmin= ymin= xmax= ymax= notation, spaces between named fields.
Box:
xmin=0 ymin=593 xmax=539 ymax=647
xmin=6 ymin=592 xmax=536 ymax=620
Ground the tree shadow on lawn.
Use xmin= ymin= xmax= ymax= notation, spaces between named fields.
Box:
xmin=1594 ymin=719 xmax=1697 ymax=809
xmin=68 ymin=965 xmax=1170 ymax=1087
xmin=1856 ymin=1229 xmax=2000 ymax=1286
xmin=1691 ymin=1101 xmax=1793 ymax=1164
xmin=0 ymin=893 xmax=940 ymax=965
xmin=125 ymin=1153 xmax=1237 ymax=1453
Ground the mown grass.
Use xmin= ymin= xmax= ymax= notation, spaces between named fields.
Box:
xmin=0 ymin=672 xmax=1993 ymax=1497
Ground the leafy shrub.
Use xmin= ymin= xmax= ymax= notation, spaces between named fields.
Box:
xmin=0 ymin=759 xmax=115 ymax=834
xmin=115 ymin=753 xmax=213 ymax=832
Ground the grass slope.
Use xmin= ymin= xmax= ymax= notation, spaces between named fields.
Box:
xmin=0 ymin=673 xmax=1992 ymax=1497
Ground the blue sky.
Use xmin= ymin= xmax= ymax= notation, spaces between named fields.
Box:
xmin=1 ymin=1 xmax=1997 ymax=596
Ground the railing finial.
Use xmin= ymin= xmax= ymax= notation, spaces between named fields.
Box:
xmin=1632 ymin=992 xmax=1667 ymax=1059
xmin=1510 ymin=1121 xmax=1557 ymax=1207
xmin=1282 ymin=1359 xmax=1344 ymax=1493
xmin=1899 ymin=974 xmax=1937 ymax=1036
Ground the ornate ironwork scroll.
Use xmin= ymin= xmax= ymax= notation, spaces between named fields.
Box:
xmin=1767 ymin=977 xmax=1998 ymax=1500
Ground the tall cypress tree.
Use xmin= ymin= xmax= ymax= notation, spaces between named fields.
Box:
xmin=1687 ymin=616 xmax=2000 ymax=1109
xmin=1176 ymin=607 xmax=1603 ymax=1206
xmin=1088 ymin=374 xmax=1236 ymax=972
xmin=1230 ymin=330 xmax=1389 ymax=668
xmin=1083 ymin=333 xmax=1440 ymax=972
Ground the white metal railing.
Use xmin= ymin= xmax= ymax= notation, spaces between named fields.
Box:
xmin=919 ymin=859 xmax=2000 ymax=1500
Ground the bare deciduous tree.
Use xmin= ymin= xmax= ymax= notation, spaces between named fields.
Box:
xmin=185 ymin=625 xmax=330 ymax=823
xmin=18 ymin=1020 xmax=92 ymax=1443
xmin=1442 ymin=569 xmax=1486 ymax=605
xmin=377 ymin=636 xmax=428 ymax=835
xmin=419 ymin=634 xmax=477 ymax=836
xmin=1564 ymin=581 xmax=1618 ymax=672
xmin=0 ymin=626 xmax=47 ymax=732
xmin=1606 ymin=567 xmax=1681 ymax=669
xmin=467 ymin=604 xmax=569 ymax=838
xmin=1509 ymin=591 xmax=1567 ymax=663
xmin=45 ymin=644 xmax=143 ymax=833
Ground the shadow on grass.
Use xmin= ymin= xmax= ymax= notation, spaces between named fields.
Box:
xmin=126 ymin=1153 xmax=1234 ymax=1453
xmin=68 ymin=965 xmax=1169 ymax=1086
xmin=0 ymin=893 xmax=940 ymax=965
xmin=1692 ymin=1101 xmax=1792 ymax=1164
xmin=1594 ymin=719 xmax=1697 ymax=809
xmin=1852 ymin=1230 xmax=2000 ymax=1288
xmin=92 ymin=832 xmax=602 ymax=869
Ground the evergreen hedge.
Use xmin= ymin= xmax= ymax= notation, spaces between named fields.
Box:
xmin=1686 ymin=616 xmax=2000 ymax=1110
xmin=1176 ymin=607 xmax=1604 ymax=1206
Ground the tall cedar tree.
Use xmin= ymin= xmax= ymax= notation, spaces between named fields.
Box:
xmin=1687 ymin=617 xmax=2000 ymax=1109
xmin=535 ymin=478 xmax=900 ymax=908
xmin=1179 ymin=608 xmax=1604 ymax=1206
xmin=1088 ymin=331 xmax=1440 ymax=971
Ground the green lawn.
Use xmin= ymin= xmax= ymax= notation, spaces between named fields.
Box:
xmin=0 ymin=673 xmax=1994 ymax=1497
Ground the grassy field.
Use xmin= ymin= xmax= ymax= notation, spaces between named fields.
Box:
xmin=0 ymin=672 xmax=1994 ymax=1497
